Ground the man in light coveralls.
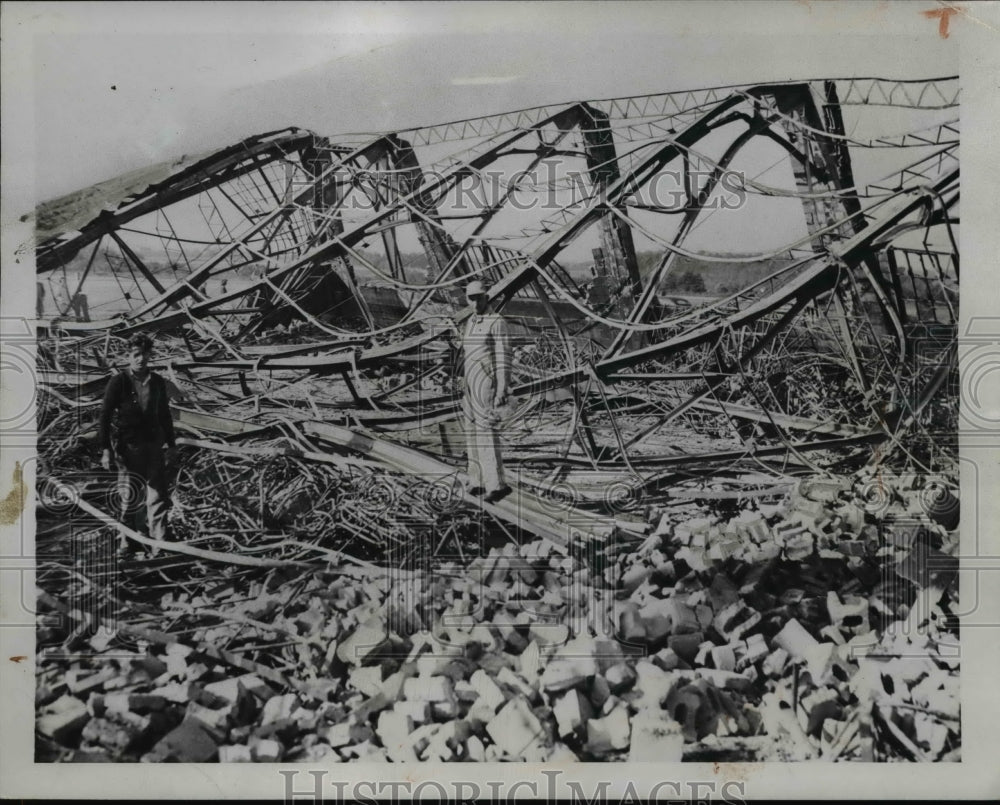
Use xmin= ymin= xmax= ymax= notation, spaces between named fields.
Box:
xmin=461 ymin=280 xmax=513 ymax=503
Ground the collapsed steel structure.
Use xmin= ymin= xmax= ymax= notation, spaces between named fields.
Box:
xmin=36 ymin=76 xmax=959 ymax=552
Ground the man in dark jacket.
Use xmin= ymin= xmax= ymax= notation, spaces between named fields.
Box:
xmin=98 ymin=333 xmax=177 ymax=546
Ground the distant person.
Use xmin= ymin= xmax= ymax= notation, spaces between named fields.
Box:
xmin=220 ymin=278 xmax=228 ymax=295
xmin=98 ymin=333 xmax=177 ymax=550
xmin=54 ymin=274 xmax=71 ymax=317
xmin=71 ymin=292 xmax=90 ymax=322
xmin=460 ymin=280 xmax=512 ymax=504
xmin=36 ymin=282 xmax=45 ymax=319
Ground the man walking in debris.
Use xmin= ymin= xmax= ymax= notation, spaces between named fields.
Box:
xmin=98 ymin=333 xmax=177 ymax=549
xmin=461 ymin=280 xmax=513 ymax=503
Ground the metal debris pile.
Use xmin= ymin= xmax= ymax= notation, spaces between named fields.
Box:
xmin=33 ymin=76 xmax=960 ymax=762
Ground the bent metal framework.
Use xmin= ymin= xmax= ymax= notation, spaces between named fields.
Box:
xmin=33 ymin=76 xmax=960 ymax=762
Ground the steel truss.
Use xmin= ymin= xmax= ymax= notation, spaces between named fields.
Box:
xmin=36 ymin=77 xmax=960 ymax=519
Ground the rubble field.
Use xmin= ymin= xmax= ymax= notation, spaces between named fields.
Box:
xmin=35 ymin=465 xmax=959 ymax=763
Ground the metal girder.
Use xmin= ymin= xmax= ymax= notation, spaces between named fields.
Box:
xmin=36 ymin=75 xmax=960 ymax=503
xmin=36 ymin=129 xmax=322 ymax=272
xmin=388 ymin=77 xmax=957 ymax=150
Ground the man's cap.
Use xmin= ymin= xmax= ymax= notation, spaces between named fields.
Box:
xmin=465 ymin=280 xmax=488 ymax=298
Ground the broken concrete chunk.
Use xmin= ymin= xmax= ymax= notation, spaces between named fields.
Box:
xmin=667 ymin=632 xmax=704 ymax=664
xmin=321 ymin=722 xmax=374 ymax=748
xmin=827 ymin=591 xmax=870 ymax=635
xmin=120 ymin=693 xmax=168 ymax=714
xmin=349 ymin=666 xmax=384 ymax=698
xmin=909 ymin=668 xmax=951 ymax=707
xmin=631 ymin=661 xmax=677 ymax=712
xmin=497 ymin=666 xmax=537 ymax=700
xmin=469 ymin=669 xmax=506 ymax=713
xmin=336 ymin=617 xmax=389 ymax=666
xmin=415 ymin=653 xmax=453 ymax=678
xmin=664 ymin=678 xmax=722 ymax=742
xmin=651 ymin=648 xmax=682 ymax=672
xmin=798 ymin=688 xmax=842 ymax=736
xmin=651 ymin=561 xmax=676 ymax=586
xmin=912 ymin=711 xmax=950 ymax=757
xmin=295 ymin=741 xmax=341 ymax=762
xmin=803 ymin=641 xmax=845 ymax=686
xmin=618 ymin=606 xmax=648 ymax=643
xmin=674 ymin=546 xmax=708 ymax=572
xmin=148 ymin=681 xmax=194 ymax=704
xmin=707 ymin=574 xmax=739 ymax=612
xmin=694 ymin=668 xmax=755 ymax=693
xmin=645 ymin=595 xmax=702 ymax=635
xmin=341 ymin=739 xmax=388 ymax=761
xmin=836 ymin=502 xmax=866 ymax=535
xmin=713 ymin=602 xmax=761 ymax=642
xmin=628 ymin=710 xmax=683 ymax=761
xmin=820 ymin=716 xmax=847 ymax=754
xmin=789 ymin=525 xmax=818 ymax=556
xmin=300 ymin=678 xmax=340 ymax=703
xmin=147 ymin=718 xmax=219 ymax=762
xmin=260 ymin=692 xmax=298 ymax=726
xmin=431 ymin=699 xmax=461 ymax=720
xmin=218 ymin=744 xmax=253 ymax=762
xmin=187 ymin=700 xmax=231 ymax=732
xmin=491 ymin=611 xmax=517 ymax=638
xmin=66 ymin=665 xmax=118 ymax=695
xmin=585 ymin=703 xmax=631 ymax=755
xmin=37 ymin=694 xmax=91 ymax=743
xmin=773 ymin=618 xmax=819 ymax=660
xmin=539 ymin=640 xmax=597 ymax=693
xmin=376 ymin=710 xmax=417 ymax=762
xmin=250 ymin=715 xmax=296 ymax=744
xmin=820 ymin=625 xmax=847 ymax=645
xmin=519 ymin=640 xmax=541 ymax=679
xmin=402 ymin=675 xmax=455 ymax=704
xmin=552 ymin=689 xmax=593 ymax=738
xmin=762 ymin=647 xmax=790 ymax=678
xmin=744 ymin=513 xmax=771 ymax=543
xmin=604 ymin=662 xmax=638 ymax=694
xmin=739 ymin=633 xmax=769 ymax=670
xmin=547 ymin=742 xmax=580 ymax=762
xmin=504 ymin=630 xmax=530 ymax=655
xmin=466 ymin=734 xmax=486 ymax=761
xmin=467 ymin=624 xmax=498 ymax=651
xmin=710 ymin=645 xmax=737 ymax=672
xmin=588 ymin=674 xmax=612 ymax=711
xmin=132 ymin=654 xmax=168 ymax=678
xmin=454 ymin=680 xmax=479 ymax=704
xmin=640 ymin=614 xmax=673 ymax=648
xmin=621 ymin=563 xmax=654 ymax=595
xmin=80 ymin=712 xmax=150 ymax=754
xmin=291 ymin=706 xmax=319 ymax=732
xmin=597 ymin=692 xmax=621 ymax=718
xmin=422 ymin=720 xmax=470 ymax=762
xmin=251 ymin=737 xmax=283 ymax=761
xmin=394 ymin=699 xmax=432 ymax=725
xmin=791 ymin=487 xmax=829 ymax=513
xmin=675 ymin=517 xmax=713 ymax=545
xmin=486 ymin=697 xmax=549 ymax=760
xmin=379 ymin=663 xmax=417 ymax=703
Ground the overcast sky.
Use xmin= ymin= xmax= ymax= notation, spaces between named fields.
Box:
xmin=9 ymin=0 xmax=961 ymax=205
